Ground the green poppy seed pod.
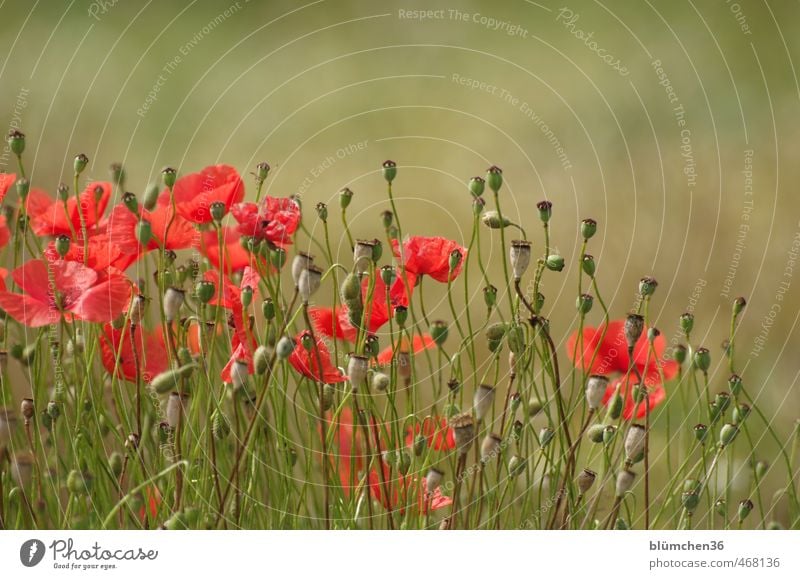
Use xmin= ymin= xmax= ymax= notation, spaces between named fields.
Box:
xmin=292 ymin=252 xmax=314 ymax=287
xmin=603 ymin=425 xmax=617 ymax=445
xmin=709 ymin=401 xmax=721 ymax=424
xmin=195 ymin=280 xmax=215 ymax=304
xmin=210 ymin=201 xmax=227 ymax=222
xmin=16 ymin=177 xmax=29 ymax=199
xmin=393 ymin=305 xmax=408 ymax=327
xmin=472 ymin=196 xmax=486 ymax=217
xmin=738 ymin=499 xmax=753 ymax=521
xmin=728 ymin=374 xmax=743 ymax=397
xmin=585 ymin=375 xmax=609 ymax=411
xmin=140 ymin=183 xmax=158 ymax=212
xmin=47 ymin=400 xmax=60 ymax=421
xmin=314 ymin=201 xmax=328 ymax=222
xmin=448 ymin=249 xmax=462 ymax=273
xmin=624 ymin=424 xmax=647 ymax=463
xmin=73 ymin=153 xmax=89 ymax=175
xmin=473 ymin=384 xmax=495 ymax=421
xmin=382 ymin=160 xmax=397 ymax=183
xmin=577 ymin=293 xmax=594 ymax=315
xmin=581 ymin=218 xmax=597 ymax=240
xmin=624 ymin=314 xmax=645 ymax=350
xmin=538 ymin=427 xmax=555 ymax=448
xmin=526 ymin=398 xmax=542 ymax=418
xmin=679 ymin=312 xmax=694 ymax=335
xmin=256 ymin=161 xmax=270 ymax=182
xmin=508 ymin=455 xmax=526 ymax=477
xmin=639 ymin=276 xmax=658 ymax=297
xmin=683 ymin=478 xmax=701 ymax=493
xmin=372 ymin=372 xmax=390 ymax=392
xmin=430 ymin=320 xmax=449 ymax=346
xmin=7 ymin=129 xmax=25 ymax=156
xmin=364 ymin=335 xmax=380 ymax=358
xmin=577 ymin=468 xmax=597 ymax=495
xmin=110 ymin=162 xmax=125 ymax=186
xmin=674 ymin=344 xmax=687 ymax=364
xmin=481 ymin=210 xmax=510 ymax=229
xmin=534 ymin=292 xmax=545 ymax=312
xmin=720 ymin=423 xmax=739 ymax=446
xmin=615 ymin=518 xmax=629 ymax=530
xmin=694 ymin=423 xmax=708 ymax=443
xmin=468 ymin=176 xmax=485 ymax=198
xmin=480 ymin=433 xmax=502 ymax=462
xmin=536 ymin=200 xmax=552 ymax=223
xmin=136 ymin=219 xmax=153 ymax=246
xmin=733 ymin=403 xmax=750 ymax=424
xmin=510 ymin=240 xmax=532 ymax=279
xmin=254 ymin=345 xmax=270 ymax=375
xmin=380 ymin=265 xmax=396 ymax=288
xmin=109 ymin=452 xmax=124 ymax=478
xmin=587 ymin=423 xmax=606 ymax=443
xmin=715 ymin=392 xmax=731 ymax=415
xmin=270 ymin=247 xmax=287 ymax=270
xmin=450 ymin=412 xmax=475 ymax=455
xmin=161 ymin=166 xmax=177 ymax=189
xmin=54 ymin=235 xmax=71 ymax=258
xmin=120 ymin=191 xmax=138 ymax=215
xmin=240 ymin=285 xmax=253 ymax=308
xmin=715 ymin=499 xmax=727 ymax=517
xmin=150 ymin=368 xmax=182 ymax=395
xmin=483 ymin=285 xmax=498 ymax=309
xmin=261 ymin=298 xmax=275 ymax=321
xmin=607 ymin=390 xmax=623 ymax=419
xmin=755 ymin=460 xmax=768 ymax=479
xmin=212 ymin=411 xmax=230 ymax=440
xmin=682 ymin=491 xmax=700 ymax=513
xmin=580 ymin=254 xmax=596 ymax=278
xmin=56 ymin=182 xmax=70 ymax=202
xmin=615 ymin=469 xmax=635 ymax=497
xmin=693 ymin=347 xmax=711 ymax=372
xmin=545 ymin=254 xmax=565 ymax=272
xmin=733 ymin=296 xmax=747 ymax=316
xmin=339 ymin=187 xmax=353 ymax=209
xmin=486 ymin=165 xmax=503 ymax=193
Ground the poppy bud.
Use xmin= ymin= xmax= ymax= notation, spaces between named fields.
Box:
xmin=480 ymin=433 xmax=502 ymax=462
xmin=382 ymin=160 xmax=397 ymax=183
xmin=577 ymin=468 xmax=597 ymax=494
xmin=639 ymin=276 xmax=658 ymax=297
xmin=7 ymin=129 xmax=25 ymax=156
xmin=673 ymin=344 xmax=687 ymax=365
xmin=393 ymin=305 xmax=408 ymax=327
xmin=538 ymin=427 xmax=555 ymax=447
xmin=545 ymin=254 xmax=564 ymax=272
xmin=425 ymin=467 xmax=444 ymax=493
xmin=536 ymin=200 xmax=552 ymax=223
xmin=486 ymin=165 xmax=503 ymax=193
xmin=603 ymin=425 xmax=617 ymax=445
xmin=430 ymin=320 xmax=449 ymax=346
xmin=449 ymin=249 xmax=462 ymax=273
xmin=136 ymin=219 xmax=152 ymax=247
xmin=162 ymin=166 xmax=177 ymax=189
xmin=54 ymin=234 xmax=71 ymax=258
xmin=506 ymin=324 xmax=524 ymax=354
xmin=581 ymin=218 xmax=597 ymax=240
xmin=450 ymin=412 xmax=475 ymax=455
xmin=615 ymin=469 xmax=635 ymax=496
xmin=163 ymin=287 xmax=185 ymax=322
xmin=255 ymin=161 xmax=270 ymax=182
xmin=693 ymin=347 xmax=711 ymax=372
xmin=624 ymin=314 xmax=644 ymax=350
xmin=733 ymin=296 xmax=747 ymax=316
xmin=210 ymin=201 xmax=227 ymax=222
xmin=508 ymin=455 xmax=526 ymax=477
xmin=693 ymin=423 xmax=708 ymax=443
xmin=577 ymin=293 xmax=593 ymax=315
xmin=732 ymin=403 xmax=750 ymax=424
xmin=195 ymin=280 xmax=215 ymax=304
xmin=679 ymin=312 xmax=694 ymax=335
xmin=755 ymin=460 xmax=768 ymax=479
xmin=261 ymin=298 xmax=275 ymax=321
xmin=16 ymin=177 xmax=29 ymax=199
xmin=73 ymin=153 xmax=89 ymax=175
xmin=682 ymin=491 xmax=700 ymax=513
xmin=587 ymin=423 xmax=606 ymax=443
xmin=509 ymin=240 xmax=532 ymax=279
xmin=347 ymin=354 xmax=369 ymax=388
xmin=720 ymin=423 xmax=739 ymax=446
xmin=137 ymin=183 xmax=157 ymax=212
xmin=483 ymin=285 xmax=498 ymax=309
xmin=166 ymin=391 xmax=188 ymax=429
xmin=472 ymin=196 xmax=486 ymax=216
xmin=276 ymin=337 xmax=294 ymax=360
xmin=473 ymin=384 xmax=495 ymax=421
xmin=624 ymin=424 xmax=646 ymax=463
xmin=252 ymin=345 xmax=270 ymax=375
xmin=728 ymin=374 xmax=743 ymax=397
xmin=714 ymin=498 xmax=727 ymax=517
xmin=585 ymin=375 xmax=609 ymax=411
xmin=737 ymin=499 xmax=753 ymax=521
xmin=291 ymin=252 xmax=314 ymax=287
xmin=47 ymin=401 xmax=60 ymax=422
xmin=481 ymin=210 xmax=510 ymax=229
xmin=372 ymin=372 xmax=390 ymax=392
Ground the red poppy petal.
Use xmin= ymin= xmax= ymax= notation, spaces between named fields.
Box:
xmin=73 ymin=273 xmax=131 ymax=323
xmin=0 ymin=292 xmax=54 ymax=327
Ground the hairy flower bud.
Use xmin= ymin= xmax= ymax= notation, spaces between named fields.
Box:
xmin=481 ymin=210 xmax=510 ymax=229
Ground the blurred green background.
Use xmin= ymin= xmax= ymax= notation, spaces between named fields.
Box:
xmin=1 ymin=1 xmax=798 ymax=436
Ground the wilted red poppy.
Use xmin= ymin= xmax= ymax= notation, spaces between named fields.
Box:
xmin=309 ymin=270 xmax=416 ymax=342
xmin=173 ymin=164 xmax=244 ymax=224
xmin=99 ymin=321 xmax=168 ymax=383
xmin=25 ymin=181 xmax=112 ymax=238
xmin=404 ymin=415 xmax=456 ymax=452
xmin=221 ymin=341 xmax=254 ymax=384
xmin=0 ymin=173 xmax=15 ymax=203
xmin=392 ymin=236 xmax=467 ymax=283
xmin=288 ymin=330 xmax=346 ymax=384
xmin=0 ymin=259 xmax=131 ymax=327
xmin=231 ymin=195 xmax=301 ymax=247
xmin=567 ymin=319 xmax=678 ymax=418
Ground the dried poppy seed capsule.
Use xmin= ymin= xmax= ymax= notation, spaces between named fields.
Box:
xmin=680 ymin=312 xmax=694 ymax=335
xmin=486 ymin=165 xmax=503 ymax=193
xmin=693 ymin=347 xmax=711 ymax=372
xmin=347 ymin=354 xmax=369 ymax=388
xmin=624 ymin=314 xmax=644 ymax=350
xmin=639 ymin=276 xmax=658 ymax=297
xmin=11 ymin=453 xmax=34 ymax=487
xmin=163 ymin=287 xmax=185 ymax=322
xmin=291 ymin=252 xmax=314 ymax=287
xmin=161 ymin=166 xmax=177 ymax=188
xmin=581 ymin=218 xmax=597 ymax=240
xmin=585 ymin=375 xmax=609 ymax=411
xmin=577 ymin=293 xmax=593 ymax=315
xmin=0 ymin=407 xmax=17 ymax=447
xmin=354 ymin=239 xmax=377 ymax=274
xmin=298 ymin=265 xmax=323 ymax=303
xmin=509 ymin=240 xmax=532 ymax=279
xmin=430 ymin=320 xmax=449 ymax=346
xmin=425 ymin=467 xmax=444 ymax=493
xmin=480 ymin=433 xmax=502 ymax=462
xmin=7 ymin=129 xmax=25 ymax=155
xmin=166 ymin=392 xmax=188 ymax=429
xmin=624 ymin=424 xmax=647 ymax=463
xmin=20 ymin=398 xmax=34 ymax=422
xmin=382 ymin=160 xmax=397 ymax=183
xmin=450 ymin=412 xmax=475 ymax=455
xmin=577 ymin=468 xmax=597 ymax=495
xmin=473 ymin=384 xmax=495 ymax=421
xmin=581 ymin=254 xmax=596 ymax=277
xmin=615 ymin=469 xmax=635 ymax=497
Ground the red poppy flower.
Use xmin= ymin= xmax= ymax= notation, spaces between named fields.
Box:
xmin=199 ymin=227 xmax=263 ymax=274
xmin=139 ymin=485 xmax=161 ymax=523
xmin=231 ymin=195 xmax=301 ymax=247
xmin=404 ymin=415 xmax=456 ymax=452
xmin=43 ymin=235 xmax=126 ymax=272
xmin=567 ymin=319 xmax=678 ymax=418
xmin=288 ymin=331 xmax=346 ymax=384
xmin=375 ymin=333 xmax=435 ymax=366
xmin=99 ymin=321 xmax=168 ymax=383
xmin=0 ymin=259 xmax=131 ymax=327
xmin=221 ymin=341 xmax=254 ymax=384
xmin=25 ymin=181 xmax=112 ymax=238
xmin=309 ymin=270 xmax=416 ymax=342
xmin=204 ymin=266 xmax=259 ymax=352
xmin=173 ymin=164 xmax=244 ymax=224
xmin=0 ymin=215 xmax=10 ymax=249
xmin=367 ymin=467 xmax=452 ymax=514
xmin=0 ymin=173 xmax=15 ymax=203
xmin=392 ymin=236 xmax=467 ymax=283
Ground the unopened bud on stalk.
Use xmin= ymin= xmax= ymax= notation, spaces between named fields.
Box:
xmin=624 ymin=424 xmax=646 ymax=463
xmin=680 ymin=312 xmax=694 ymax=335
xmin=11 ymin=453 xmax=34 ymax=487
xmin=74 ymin=153 xmax=89 ymax=175
xmin=379 ymin=210 xmax=393 ymax=230
xmin=577 ymin=468 xmax=597 ymax=494
xmin=450 ymin=412 xmax=475 ymax=455
xmin=136 ymin=219 xmax=152 ymax=246
xmin=510 ymin=240 xmax=532 ymax=279
xmin=163 ymin=287 xmax=185 ymax=322
xmin=508 ymin=455 xmax=526 ymax=477
xmin=528 ymin=397 xmax=543 ymax=417
xmin=720 ymin=423 xmax=739 ymax=446
xmin=7 ymin=129 xmax=25 ymax=156
xmin=481 ymin=210 xmax=510 ymax=229
xmin=607 ymin=389 xmax=624 ymax=420
xmin=141 ymin=183 xmax=159 ymax=211
xmin=545 ymin=254 xmax=565 ymax=272
xmin=347 ymin=354 xmax=369 ymax=388
xmin=253 ymin=346 xmax=270 ymax=375
xmin=536 ymin=200 xmax=552 ymax=223
xmin=624 ymin=314 xmax=644 ymax=350
xmin=382 ymin=160 xmax=397 ymax=183
xmin=639 ymin=276 xmax=658 ymax=297
xmin=755 ymin=460 xmax=768 ymax=479
xmin=581 ymin=218 xmax=597 ymax=240
xmin=577 ymin=293 xmax=594 ymax=315
xmin=166 ymin=392 xmax=188 ymax=428
xmin=109 ymin=452 xmax=124 ymax=477
xmin=469 ymin=176 xmax=485 ymax=197
xmin=682 ymin=491 xmax=700 ymax=513
xmin=733 ymin=296 xmax=747 ymax=316
xmin=538 ymin=427 xmax=555 ymax=447
xmin=615 ymin=469 xmax=635 ymax=497
xmin=298 ymin=265 xmax=323 ymax=302
xmin=737 ymin=499 xmax=753 ymax=522
xmin=585 ymin=375 xmax=609 ymax=411
xmin=291 ymin=252 xmax=314 ymax=287
xmin=473 ymin=384 xmax=495 ymax=421
xmin=339 ymin=187 xmax=353 ymax=209
xmin=67 ymin=471 xmax=92 ymax=496
xmin=161 ymin=166 xmax=177 ymax=189
xmin=372 ymin=372 xmax=389 ymax=392
xmin=212 ymin=411 xmax=230 ymax=440
xmin=480 ymin=433 xmax=502 ymax=462
xmin=587 ymin=423 xmax=606 ymax=443
xmin=582 ymin=254 xmax=596 ymax=277
xmin=693 ymin=347 xmax=711 ymax=372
